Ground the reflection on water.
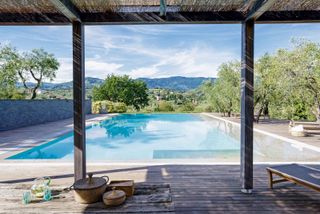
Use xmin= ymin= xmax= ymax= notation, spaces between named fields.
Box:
xmin=8 ymin=113 xmax=320 ymax=162
xmin=99 ymin=114 xmax=148 ymax=138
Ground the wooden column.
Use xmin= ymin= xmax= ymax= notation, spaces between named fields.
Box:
xmin=73 ymin=21 xmax=86 ymax=181
xmin=240 ymin=19 xmax=254 ymax=193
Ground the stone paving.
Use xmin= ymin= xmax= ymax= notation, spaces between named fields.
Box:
xmin=206 ymin=113 xmax=320 ymax=148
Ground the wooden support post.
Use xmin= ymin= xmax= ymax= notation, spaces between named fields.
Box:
xmin=267 ymin=170 xmax=273 ymax=189
xmin=240 ymin=19 xmax=254 ymax=193
xmin=73 ymin=21 xmax=86 ymax=181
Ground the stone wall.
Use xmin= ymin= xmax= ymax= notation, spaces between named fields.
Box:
xmin=0 ymin=100 xmax=91 ymax=131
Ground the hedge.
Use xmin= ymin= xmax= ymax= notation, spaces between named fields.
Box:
xmin=92 ymin=101 xmax=127 ymax=114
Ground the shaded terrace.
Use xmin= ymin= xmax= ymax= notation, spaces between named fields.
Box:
xmin=1 ymin=0 xmax=320 ymax=212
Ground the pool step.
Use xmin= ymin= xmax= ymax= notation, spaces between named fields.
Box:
xmin=153 ymin=149 xmax=239 ymax=159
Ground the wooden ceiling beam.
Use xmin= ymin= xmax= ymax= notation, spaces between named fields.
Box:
xmin=246 ymin=0 xmax=277 ymax=21
xmin=49 ymin=0 xmax=81 ymax=22
xmin=1 ymin=11 xmax=320 ymax=25
xmin=81 ymin=11 xmax=245 ymax=24
xmin=258 ymin=10 xmax=320 ymax=23
xmin=0 ymin=13 xmax=69 ymax=25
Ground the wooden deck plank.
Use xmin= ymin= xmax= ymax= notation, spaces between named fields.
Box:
xmin=0 ymin=164 xmax=319 ymax=213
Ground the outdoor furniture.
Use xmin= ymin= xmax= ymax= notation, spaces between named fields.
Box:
xmin=291 ymin=121 xmax=319 ymax=126
xmin=266 ymin=164 xmax=320 ymax=192
xmin=290 ymin=131 xmax=307 ymax=137
xmin=290 ymin=125 xmax=307 ymax=137
xmin=288 ymin=124 xmax=307 ymax=137
xmin=290 ymin=121 xmax=320 ymax=131
xmin=289 ymin=121 xmax=320 ymax=136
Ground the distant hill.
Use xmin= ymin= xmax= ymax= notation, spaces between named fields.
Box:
xmin=17 ymin=76 xmax=215 ymax=91
xmin=16 ymin=82 xmax=56 ymax=90
xmin=51 ymin=77 xmax=104 ymax=90
xmin=138 ymin=76 xmax=215 ymax=91
xmin=17 ymin=77 xmax=104 ymax=90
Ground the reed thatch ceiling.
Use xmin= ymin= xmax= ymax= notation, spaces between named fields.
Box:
xmin=0 ymin=0 xmax=319 ymax=25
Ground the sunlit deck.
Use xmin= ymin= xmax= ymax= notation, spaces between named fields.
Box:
xmin=0 ymin=164 xmax=319 ymax=213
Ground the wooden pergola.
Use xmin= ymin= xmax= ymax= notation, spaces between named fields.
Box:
xmin=2 ymin=0 xmax=320 ymax=193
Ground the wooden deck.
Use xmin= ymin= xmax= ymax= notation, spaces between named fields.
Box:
xmin=0 ymin=164 xmax=319 ymax=213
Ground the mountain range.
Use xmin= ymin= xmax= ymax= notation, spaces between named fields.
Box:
xmin=139 ymin=76 xmax=214 ymax=91
xmin=17 ymin=76 xmax=215 ymax=91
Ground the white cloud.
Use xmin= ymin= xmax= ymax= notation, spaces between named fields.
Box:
xmin=85 ymin=26 xmax=142 ymax=53
xmin=55 ymin=58 xmax=73 ymax=83
xmin=54 ymin=57 xmax=123 ymax=83
xmin=127 ymin=44 xmax=237 ymax=78
xmin=52 ymin=26 xmax=239 ymax=82
xmin=84 ymin=26 xmax=239 ymax=79
xmin=130 ymin=66 xmax=159 ymax=78
xmin=86 ymin=59 xmax=123 ymax=79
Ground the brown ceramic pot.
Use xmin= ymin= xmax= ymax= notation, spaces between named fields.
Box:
xmin=73 ymin=173 xmax=109 ymax=204
xmin=103 ymin=188 xmax=126 ymax=206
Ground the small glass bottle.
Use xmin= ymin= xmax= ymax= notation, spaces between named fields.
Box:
xmin=43 ymin=187 xmax=52 ymax=201
xmin=22 ymin=191 xmax=32 ymax=204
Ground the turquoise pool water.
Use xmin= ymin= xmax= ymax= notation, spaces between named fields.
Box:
xmin=8 ymin=114 xmax=239 ymax=160
xmin=8 ymin=114 xmax=320 ymax=161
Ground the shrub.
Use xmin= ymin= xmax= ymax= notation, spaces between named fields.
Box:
xmin=155 ymin=101 xmax=174 ymax=112
xmin=0 ymin=88 xmax=26 ymax=99
xmin=139 ymin=105 xmax=155 ymax=113
xmin=113 ymin=102 xmax=127 ymax=113
xmin=177 ymin=103 xmax=195 ymax=112
xmin=92 ymin=100 xmax=127 ymax=114
xmin=204 ymin=105 xmax=213 ymax=112
xmin=92 ymin=101 xmax=102 ymax=114
xmin=193 ymin=104 xmax=213 ymax=113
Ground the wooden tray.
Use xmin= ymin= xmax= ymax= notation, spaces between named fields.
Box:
xmin=109 ymin=180 xmax=134 ymax=197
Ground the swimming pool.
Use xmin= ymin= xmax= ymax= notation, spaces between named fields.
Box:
xmin=8 ymin=113 xmax=320 ymax=162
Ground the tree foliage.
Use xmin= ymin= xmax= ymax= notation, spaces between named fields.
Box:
xmin=272 ymin=40 xmax=320 ymax=121
xmin=202 ymin=40 xmax=320 ymax=121
xmin=204 ymin=61 xmax=240 ymax=117
xmin=93 ymin=74 xmax=149 ymax=110
xmin=0 ymin=45 xmax=59 ymax=99
xmin=254 ymin=53 xmax=279 ymax=122
xmin=19 ymin=49 xmax=59 ymax=99
xmin=0 ymin=45 xmax=24 ymax=99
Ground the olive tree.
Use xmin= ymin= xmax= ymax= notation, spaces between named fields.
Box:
xmin=279 ymin=40 xmax=320 ymax=121
xmin=19 ymin=49 xmax=59 ymax=99
xmin=0 ymin=45 xmax=24 ymax=99
xmin=0 ymin=45 xmax=59 ymax=99
xmin=254 ymin=53 xmax=279 ymax=122
xmin=207 ymin=61 xmax=241 ymax=116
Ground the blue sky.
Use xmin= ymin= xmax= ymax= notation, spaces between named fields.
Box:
xmin=1 ymin=24 xmax=320 ymax=83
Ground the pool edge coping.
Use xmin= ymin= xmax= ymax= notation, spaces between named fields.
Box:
xmin=0 ymin=161 xmax=319 ymax=166
xmin=202 ymin=113 xmax=320 ymax=153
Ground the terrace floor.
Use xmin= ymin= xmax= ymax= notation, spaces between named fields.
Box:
xmin=206 ymin=113 xmax=320 ymax=148
xmin=0 ymin=164 xmax=319 ymax=213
